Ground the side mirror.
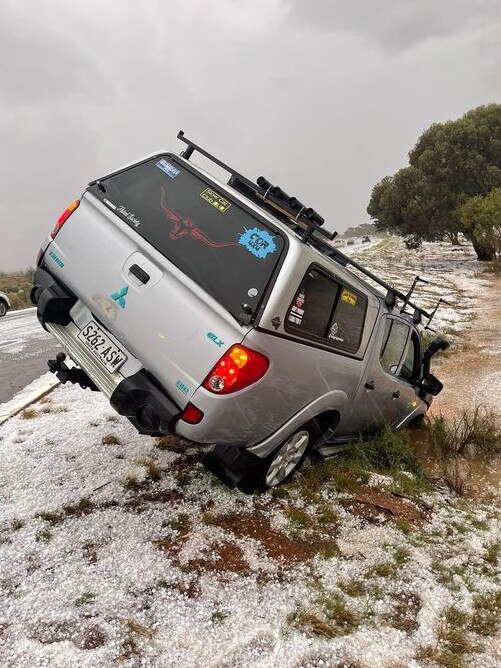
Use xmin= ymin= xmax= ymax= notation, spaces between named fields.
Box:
xmin=417 ymin=373 xmax=443 ymax=396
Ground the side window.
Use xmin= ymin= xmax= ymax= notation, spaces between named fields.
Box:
xmin=286 ymin=267 xmax=367 ymax=353
xmin=399 ymin=331 xmax=420 ymax=383
xmin=327 ymin=287 xmax=367 ymax=353
xmin=380 ymin=320 xmax=410 ymax=375
xmin=286 ymin=269 xmax=339 ymax=338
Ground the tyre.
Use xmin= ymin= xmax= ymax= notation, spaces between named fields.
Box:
xmin=0 ymin=300 xmax=8 ymax=317
xmin=239 ymin=423 xmax=316 ymax=494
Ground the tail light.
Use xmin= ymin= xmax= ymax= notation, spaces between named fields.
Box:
xmin=202 ymin=345 xmax=269 ymax=395
xmin=51 ymin=200 xmax=80 ymax=239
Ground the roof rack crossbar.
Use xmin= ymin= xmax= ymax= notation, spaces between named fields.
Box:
xmin=177 ymin=131 xmax=435 ymax=322
xmin=177 ymin=131 xmax=335 ymax=244
xmin=324 ymin=246 xmax=432 ymax=320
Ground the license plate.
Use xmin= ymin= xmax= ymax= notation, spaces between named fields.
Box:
xmin=77 ymin=320 xmax=128 ymax=374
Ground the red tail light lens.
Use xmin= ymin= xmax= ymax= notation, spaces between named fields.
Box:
xmin=203 ymin=345 xmax=269 ymax=395
xmin=180 ymin=403 xmax=204 ymax=424
xmin=51 ymin=200 xmax=80 ymax=239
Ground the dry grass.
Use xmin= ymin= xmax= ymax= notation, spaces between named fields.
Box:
xmin=20 ymin=408 xmax=39 ymax=420
xmin=430 ymin=407 xmax=501 ymax=459
xmin=470 ymin=590 xmax=501 ymax=636
xmin=0 ymin=270 xmax=33 ymax=310
xmin=101 ymin=434 xmax=121 ymax=445
xmin=428 ymin=407 xmax=501 ymax=494
xmin=288 ymin=592 xmax=360 ymax=639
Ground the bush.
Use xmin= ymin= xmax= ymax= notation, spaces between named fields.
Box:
xmin=349 ymin=425 xmax=422 ymax=475
xmin=428 ymin=407 xmax=501 ymax=494
xmin=430 ymin=407 xmax=501 ymax=458
xmin=0 ymin=270 xmax=34 ymax=310
xmin=484 ymin=258 xmax=501 ymax=275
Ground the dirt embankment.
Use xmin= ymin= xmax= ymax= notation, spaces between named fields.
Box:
xmin=432 ymin=274 xmax=501 ymax=418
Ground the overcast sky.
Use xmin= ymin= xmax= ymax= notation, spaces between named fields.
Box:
xmin=1 ymin=0 xmax=501 ymax=271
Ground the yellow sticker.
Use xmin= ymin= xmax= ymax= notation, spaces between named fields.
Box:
xmin=341 ymin=289 xmax=357 ymax=306
xmin=200 ymin=188 xmax=231 ymax=213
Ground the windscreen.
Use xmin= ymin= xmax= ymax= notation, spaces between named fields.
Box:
xmin=88 ymin=156 xmax=285 ymax=318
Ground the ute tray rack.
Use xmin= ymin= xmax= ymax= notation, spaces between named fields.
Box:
xmin=177 ymin=131 xmax=442 ymax=327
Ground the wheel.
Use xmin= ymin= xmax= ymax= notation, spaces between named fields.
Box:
xmin=239 ymin=424 xmax=315 ymax=494
xmin=0 ymin=300 xmax=8 ymax=317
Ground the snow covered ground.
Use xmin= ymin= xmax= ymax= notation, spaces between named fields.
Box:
xmin=343 ymin=236 xmax=487 ymax=339
xmin=1 ymin=384 xmax=501 ymax=667
xmin=0 ymin=238 xmax=500 ymax=667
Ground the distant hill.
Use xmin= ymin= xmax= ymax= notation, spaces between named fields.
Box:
xmin=341 ymin=223 xmax=378 ymax=238
xmin=0 ymin=270 xmax=34 ymax=310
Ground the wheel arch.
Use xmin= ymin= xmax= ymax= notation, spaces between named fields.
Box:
xmin=247 ymin=391 xmax=348 ymax=459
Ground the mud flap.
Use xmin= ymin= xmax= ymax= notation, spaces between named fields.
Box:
xmin=202 ymin=443 xmax=263 ymax=489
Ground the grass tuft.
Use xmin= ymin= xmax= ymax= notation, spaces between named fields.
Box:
xmin=284 ymin=507 xmax=313 ymax=530
xmin=211 ymin=610 xmax=230 ymax=623
xmin=483 ymin=541 xmax=501 ymax=566
xmin=470 ymin=590 xmax=501 ymax=636
xmin=75 ymin=592 xmax=96 ymax=607
xmin=20 ymin=408 xmax=39 ymax=420
xmin=101 ymin=434 xmax=121 ymax=445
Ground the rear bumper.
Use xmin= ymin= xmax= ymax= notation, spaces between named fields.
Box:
xmin=32 ymin=266 xmax=180 ymax=435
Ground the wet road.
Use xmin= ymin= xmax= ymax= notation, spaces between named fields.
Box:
xmin=0 ymin=309 xmax=61 ymax=404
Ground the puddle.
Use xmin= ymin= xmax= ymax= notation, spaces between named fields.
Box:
xmin=409 ymin=426 xmax=501 ymax=504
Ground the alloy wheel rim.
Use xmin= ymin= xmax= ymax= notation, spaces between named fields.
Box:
xmin=0 ymin=303 xmax=5 ymax=316
xmin=265 ymin=430 xmax=309 ymax=487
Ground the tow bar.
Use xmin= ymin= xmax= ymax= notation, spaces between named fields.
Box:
xmin=48 ymin=352 xmax=98 ymax=391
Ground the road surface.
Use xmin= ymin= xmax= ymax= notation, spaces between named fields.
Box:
xmin=0 ymin=309 xmax=61 ymax=404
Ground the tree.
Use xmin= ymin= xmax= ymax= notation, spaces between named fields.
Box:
xmin=367 ymin=104 xmax=501 ymax=260
xmin=457 ymin=188 xmax=501 ymax=258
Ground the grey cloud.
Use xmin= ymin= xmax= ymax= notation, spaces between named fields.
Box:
xmin=0 ymin=11 xmax=109 ymax=106
xmin=0 ymin=0 xmax=500 ymax=271
xmin=286 ymin=0 xmax=501 ymax=52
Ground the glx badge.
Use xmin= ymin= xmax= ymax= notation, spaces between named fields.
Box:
xmin=207 ymin=332 xmax=224 ymax=347
xmin=111 ymin=286 xmax=128 ymax=309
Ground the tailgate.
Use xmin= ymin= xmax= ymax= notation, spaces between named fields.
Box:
xmin=47 ymin=195 xmax=250 ymax=404
xmin=44 ymin=155 xmax=285 ymax=404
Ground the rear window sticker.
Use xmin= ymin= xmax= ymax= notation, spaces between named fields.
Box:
xmin=156 ymin=159 xmax=180 ymax=178
xmin=247 ymin=288 xmax=258 ymax=297
xmin=291 ymin=305 xmax=304 ymax=316
xmin=328 ymin=322 xmax=344 ymax=342
xmin=288 ymin=314 xmax=302 ymax=325
xmin=239 ymin=227 xmax=277 ymax=259
xmin=200 ymin=187 xmax=231 ymax=212
xmin=295 ymin=292 xmax=305 ymax=309
xmin=160 ymin=187 xmax=237 ymax=248
xmin=341 ymin=288 xmax=357 ymax=306
xmin=117 ymin=205 xmax=140 ymax=227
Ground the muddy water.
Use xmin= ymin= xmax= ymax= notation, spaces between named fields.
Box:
xmin=409 ymin=426 xmax=501 ymax=504
xmin=417 ymin=274 xmax=501 ymax=502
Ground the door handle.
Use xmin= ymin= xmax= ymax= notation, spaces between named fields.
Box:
xmin=365 ymin=380 xmax=375 ymax=390
xmin=392 ymin=390 xmax=401 ymax=399
xmin=129 ymin=263 xmax=150 ymax=284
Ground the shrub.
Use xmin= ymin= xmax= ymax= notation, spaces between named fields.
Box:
xmin=430 ymin=407 xmax=501 ymax=458
xmin=349 ymin=425 xmax=422 ymax=474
